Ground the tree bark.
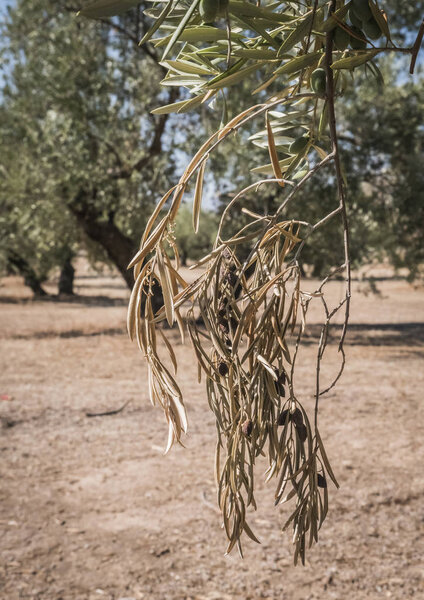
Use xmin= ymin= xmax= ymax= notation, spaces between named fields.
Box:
xmin=68 ymin=189 xmax=136 ymax=289
xmin=7 ymin=250 xmax=48 ymax=297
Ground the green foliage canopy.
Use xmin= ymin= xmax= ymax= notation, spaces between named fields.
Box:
xmin=0 ymin=0 xmax=181 ymax=287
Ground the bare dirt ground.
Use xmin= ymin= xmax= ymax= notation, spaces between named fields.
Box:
xmin=1 ymin=265 xmax=423 ymax=600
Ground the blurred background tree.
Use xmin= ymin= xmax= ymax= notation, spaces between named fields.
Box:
xmin=0 ymin=0 xmax=184 ymax=293
xmin=0 ymin=0 xmax=422 ymax=295
xmin=174 ymin=204 xmax=218 ymax=266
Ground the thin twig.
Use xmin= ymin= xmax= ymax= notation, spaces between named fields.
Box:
xmin=313 ymin=0 xmax=352 ymax=432
xmin=99 ymin=17 xmax=162 ymax=67
xmin=298 ymin=0 xmax=320 ymax=93
xmin=325 ymin=3 xmax=351 ymax=350
xmin=410 ymin=19 xmax=424 ymax=74
xmin=86 ymin=400 xmax=130 ymax=418
xmin=292 ymin=206 xmax=342 ymax=263
xmin=200 ymin=491 xmax=221 ymax=515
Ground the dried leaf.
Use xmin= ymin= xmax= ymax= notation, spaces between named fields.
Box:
xmin=266 ymin=112 xmax=285 ymax=187
xmin=193 ymin=158 xmax=207 ymax=233
xmin=157 ymin=246 xmax=175 ymax=326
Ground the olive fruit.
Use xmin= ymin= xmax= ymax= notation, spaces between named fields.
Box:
xmin=219 ymin=321 xmax=229 ymax=334
xmin=348 ymin=7 xmax=363 ymax=29
xmin=317 ymin=473 xmax=327 ymax=488
xmin=352 ymin=0 xmax=373 ymax=24
xmin=349 ymin=26 xmax=367 ymax=49
xmin=277 ymin=409 xmax=290 ymax=426
xmin=218 ymin=361 xmax=229 ymax=376
xmin=199 ymin=0 xmax=219 ymax=23
xmin=291 ymin=407 xmax=303 ymax=427
xmin=363 ymin=16 xmax=382 ymax=40
xmin=295 ymin=423 xmax=308 ymax=442
xmin=277 ymin=371 xmax=286 ymax=386
xmin=241 ymin=418 xmax=253 ymax=437
xmin=289 ymin=134 xmax=309 ymax=154
xmin=218 ymin=308 xmax=227 ymax=319
xmin=273 ymin=368 xmax=286 ymax=396
xmin=334 ymin=26 xmax=350 ymax=51
xmin=225 ymin=269 xmax=237 ymax=287
xmin=276 ymin=382 xmax=286 ymax=397
xmin=311 ymin=68 xmax=326 ymax=94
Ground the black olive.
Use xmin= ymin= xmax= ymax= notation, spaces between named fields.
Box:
xmin=218 ymin=361 xmax=229 ymax=376
xmin=241 ymin=418 xmax=253 ymax=437
xmin=291 ymin=407 xmax=303 ymax=427
xmin=226 ymin=270 xmax=238 ymax=287
xmin=219 ymin=321 xmax=229 ymax=334
xmin=278 ymin=371 xmax=286 ymax=386
xmin=277 ymin=409 xmax=290 ymax=426
xmin=317 ymin=473 xmax=327 ymax=488
xmin=295 ymin=423 xmax=307 ymax=442
xmin=275 ymin=381 xmax=286 ymax=397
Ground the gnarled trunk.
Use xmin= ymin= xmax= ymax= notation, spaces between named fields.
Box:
xmin=7 ymin=250 xmax=48 ymax=297
xmin=69 ymin=189 xmax=135 ymax=290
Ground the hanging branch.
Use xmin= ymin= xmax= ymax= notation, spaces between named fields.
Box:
xmin=79 ymin=0 xmax=419 ymax=565
xmin=313 ymin=0 xmax=352 ymax=431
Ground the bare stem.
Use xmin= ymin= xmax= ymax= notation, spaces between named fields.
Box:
xmin=314 ymin=0 xmax=352 ymax=432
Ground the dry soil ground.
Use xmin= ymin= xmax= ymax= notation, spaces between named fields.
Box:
xmin=1 ymin=266 xmax=423 ymax=600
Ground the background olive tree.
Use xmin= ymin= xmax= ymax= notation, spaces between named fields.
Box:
xmin=0 ymin=0 xmax=183 ymax=292
xmin=1 ymin=0 xmax=422 ymax=295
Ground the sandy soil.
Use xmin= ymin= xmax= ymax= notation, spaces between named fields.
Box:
xmin=1 ymin=267 xmax=423 ymax=600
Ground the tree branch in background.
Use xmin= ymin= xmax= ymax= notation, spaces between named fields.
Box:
xmin=314 ymin=0 xmax=352 ymax=425
xmin=7 ymin=250 xmax=48 ymax=297
xmin=108 ymin=88 xmax=179 ymax=180
xmin=410 ymin=19 xmax=424 ymax=74
xmin=98 ymin=17 xmax=161 ymax=65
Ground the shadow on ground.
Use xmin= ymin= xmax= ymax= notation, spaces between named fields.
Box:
xmin=7 ymin=320 xmax=424 ymax=347
xmin=0 ymin=294 xmax=127 ymax=307
xmin=306 ymin=322 xmax=424 ymax=347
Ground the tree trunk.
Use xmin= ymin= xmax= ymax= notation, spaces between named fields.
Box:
xmin=68 ymin=189 xmax=163 ymax=313
xmin=7 ymin=250 xmax=48 ymax=297
xmin=58 ymin=253 xmax=75 ymax=295
xmin=69 ymin=189 xmax=136 ymax=289
xmin=180 ymin=249 xmax=188 ymax=267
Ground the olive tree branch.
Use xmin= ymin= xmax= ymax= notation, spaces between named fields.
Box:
xmin=325 ymin=10 xmax=351 ymax=354
xmin=313 ymin=0 xmax=352 ymax=432
xmin=98 ymin=17 xmax=162 ymax=67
